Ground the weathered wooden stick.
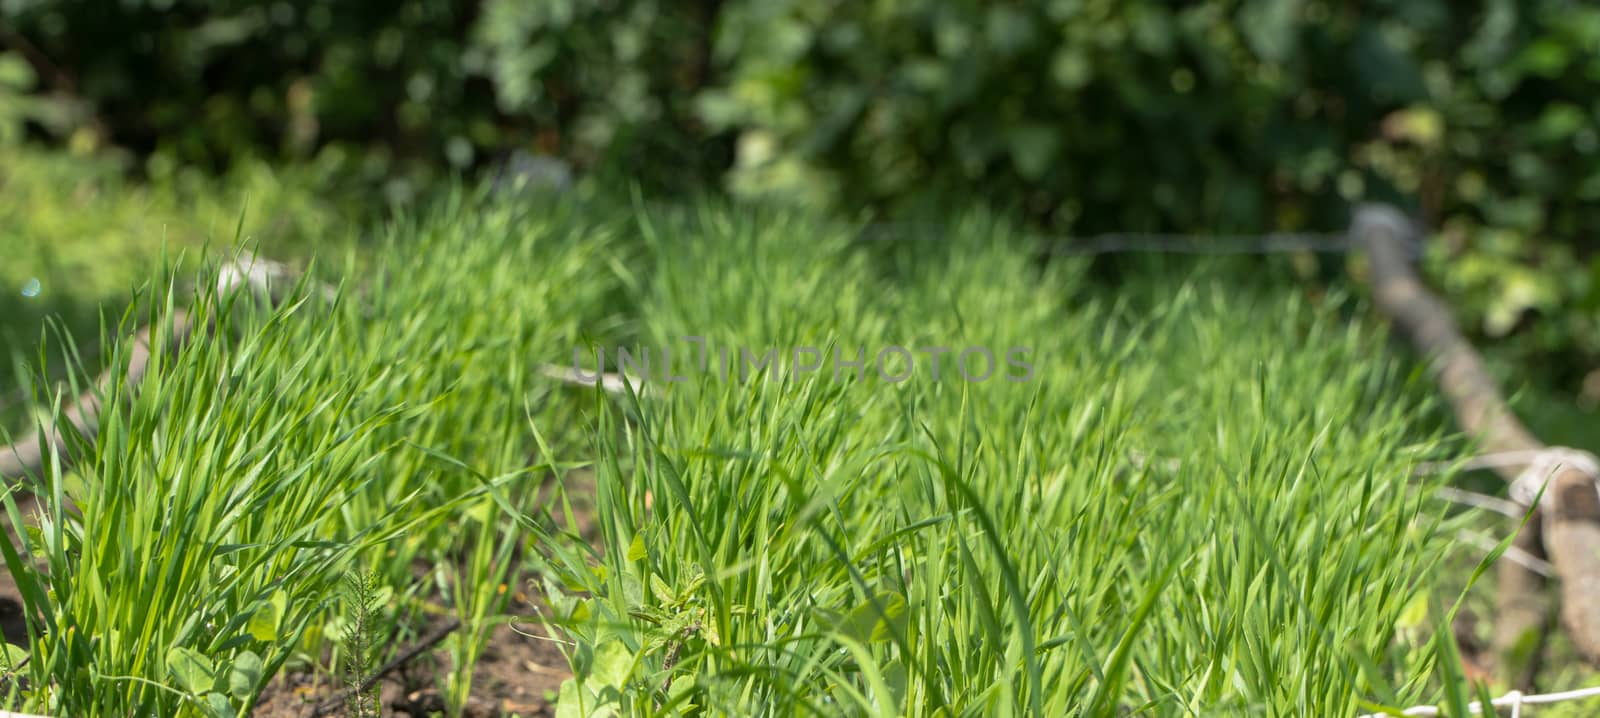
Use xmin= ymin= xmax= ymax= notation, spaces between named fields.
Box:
xmin=1355 ymin=203 xmax=1600 ymax=671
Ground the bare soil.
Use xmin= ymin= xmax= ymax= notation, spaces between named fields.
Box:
xmin=252 ymin=604 xmax=571 ymax=718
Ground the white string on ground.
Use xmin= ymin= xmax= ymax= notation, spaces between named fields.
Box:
xmin=1357 ymin=684 xmax=1600 ymax=717
xmin=1419 ymin=446 xmax=1600 ymax=517
xmin=1508 ymin=446 xmax=1600 ymax=509
xmin=1414 ymin=450 xmax=1555 ymax=477
xmin=1454 ymin=530 xmax=1554 ymax=577
xmin=537 ymin=363 xmax=654 ymax=397
xmin=1433 ymin=487 xmax=1527 ymax=519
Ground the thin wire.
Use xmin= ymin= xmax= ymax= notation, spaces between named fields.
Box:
xmin=855 ymin=222 xmax=1421 ymax=258
xmin=1046 ymin=232 xmax=1353 ymax=256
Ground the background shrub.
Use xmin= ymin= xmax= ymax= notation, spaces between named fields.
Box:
xmin=4 ymin=0 xmax=1600 ymax=384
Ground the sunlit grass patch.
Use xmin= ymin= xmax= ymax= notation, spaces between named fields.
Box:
xmin=538 ymin=205 xmax=1464 ymax=716
xmin=1 ymin=190 xmax=624 ymax=715
xmin=0 ymin=193 xmax=1472 ymax=716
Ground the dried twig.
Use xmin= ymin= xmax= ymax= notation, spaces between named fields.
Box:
xmin=0 ymin=26 xmax=74 ymax=94
xmin=309 ymin=618 xmax=462 ymax=718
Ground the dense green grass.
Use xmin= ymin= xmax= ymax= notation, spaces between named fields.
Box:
xmin=0 ymin=146 xmax=363 ymax=436
xmin=0 ymin=192 xmax=1483 ymax=716
xmin=537 ymin=208 xmax=1468 ymax=716
xmin=1 ymin=191 xmax=626 ymax=715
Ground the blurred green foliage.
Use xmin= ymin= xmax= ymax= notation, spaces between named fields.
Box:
xmin=0 ymin=0 xmax=723 ymax=197
xmin=3 ymin=0 xmax=1600 ymax=384
xmin=708 ymin=0 xmax=1600 ymax=388
xmin=0 ymin=142 xmax=356 ymax=429
xmin=471 ymin=0 xmax=727 ymax=183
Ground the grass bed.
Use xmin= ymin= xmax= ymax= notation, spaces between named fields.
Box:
xmin=1 ymin=194 xmax=1470 ymax=716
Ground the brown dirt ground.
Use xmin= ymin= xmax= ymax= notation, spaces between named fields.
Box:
xmin=251 ymin=599 xmax=572 ymax=718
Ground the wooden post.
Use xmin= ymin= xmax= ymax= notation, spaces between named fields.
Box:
xmin=1355 ymin=203 xmax=1600 ymax=674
